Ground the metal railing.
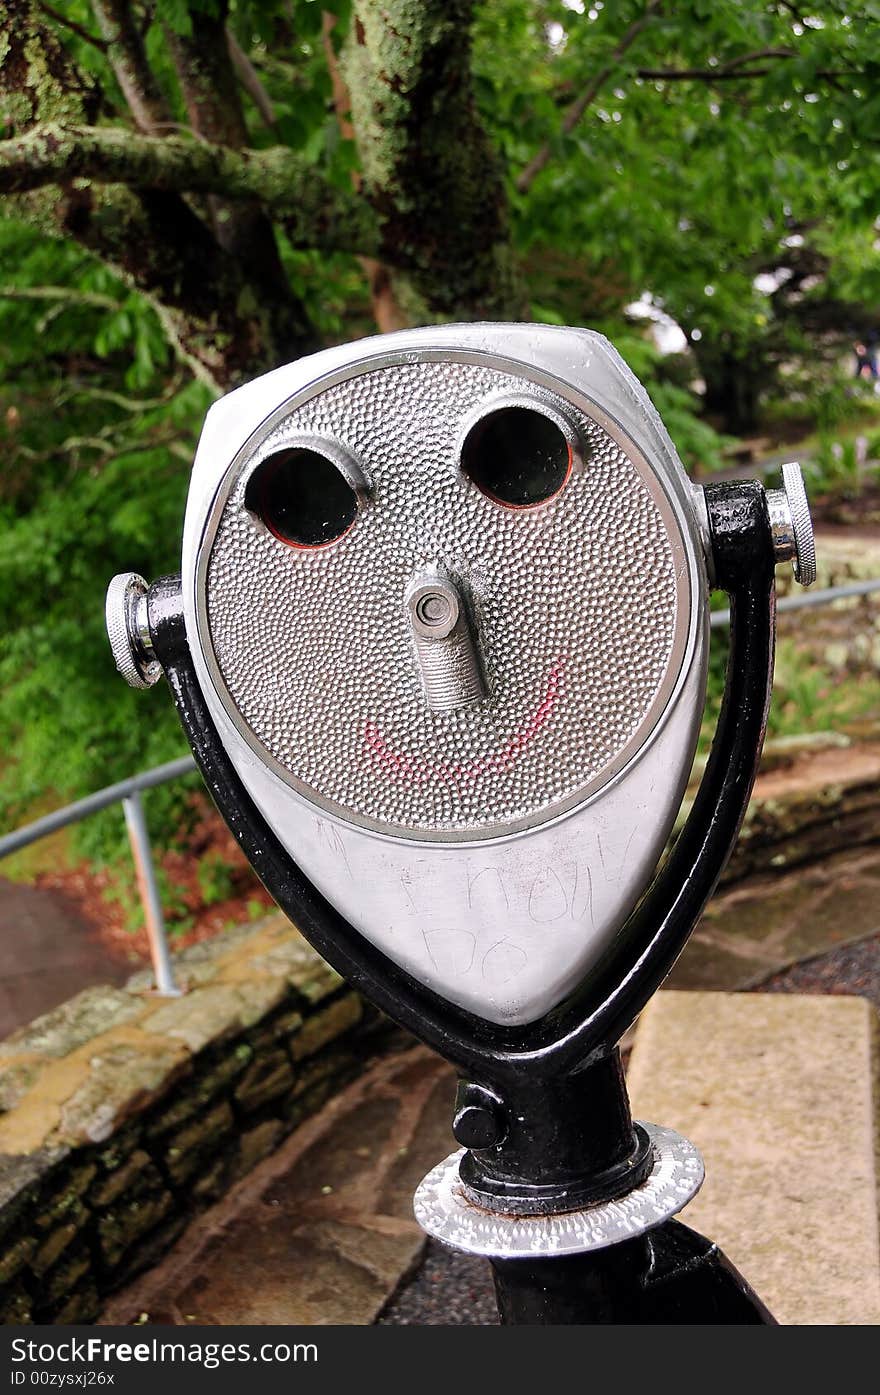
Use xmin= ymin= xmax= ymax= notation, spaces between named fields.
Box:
xmin=0 ymin=755 xmax=195 ymax=995
xmin=1 ymin=575 xmax=879 ymax=997
xmin=710 ymin=576 xmax=880 ymax=630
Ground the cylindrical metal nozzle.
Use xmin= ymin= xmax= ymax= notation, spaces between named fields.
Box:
xmin=406 ymin=573 xmax=486 ymax=713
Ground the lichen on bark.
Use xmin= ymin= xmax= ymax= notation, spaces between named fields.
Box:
xmin=0 ymin=0 xmax=532 ymax=386
xmin=343 ymin=0 xmax=526 ymax=321
xmin=0 ymin=2 xmax=322 ymax=387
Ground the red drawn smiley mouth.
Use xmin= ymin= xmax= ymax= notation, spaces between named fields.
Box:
xmin=364 ymin=662 xmax=563 ymax=788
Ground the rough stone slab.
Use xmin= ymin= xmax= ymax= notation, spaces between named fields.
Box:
xmin=728 ymin=742 xmax=880 ymax=883
xmin=670 ymin=843 xmax=880 ymax=993
xmin=0 ymin=1232 xmax=36 ymax=1284
xmin=141 ymin=981 xmax=285 ymax=1053
xmin=167 ymin=1212 xmax=423 ymax=1326
xmin=89 ymin=1150 xmax=160 ymax=1209
xmin=0 ymin=916 xmax=361 ymax=1159
xmin=100 ymin=1047 xmax=456 ymax=1326
xmin=123 ymin=921 xmax=269 ymax=993
xmin=291 ymin=995 xmax=362 ymax=1060
xmin=627 ymin=990 xmax=880 ymax=1325
xmin=233 ymin=1049 xmax=293 ymax=1113
xmin=0 ymin=986 xmax=143 ymax=1065
xmin=164 ymin=1101 xmax=235 ymax=1185
xmin=98 ymin=1190 xmax=175 ymax=1269
xmin=58 ymin=1036 xmax=191 ymax=1145
xmin=0 ymin=913 xmax=387 ymax=1320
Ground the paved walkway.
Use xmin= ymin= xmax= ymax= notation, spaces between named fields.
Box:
xmin=97 ymin=911 xmax=880 ymax=1327
xmin=100 ymin=1046 xmax=456 ymax=1326
xmin=381 ymin=927 xmax=880 ymax=1326
xmin=0 ymin=878 xmax=127 ymax=1041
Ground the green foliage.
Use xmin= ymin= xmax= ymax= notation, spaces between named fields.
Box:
xmin=609 ymin=329 xmax=731 ymax=472
xmin=474 ymin=1 xmax=880 ymax=431
xmin=152 ymin=865 xmax=196 ymax=938
xmin=0 ymin=219 xmax=210 ymax=856
xmin=764 ymin=636 xmax=880 ymax=741
xmin=812 ymin=379 xmax=859 ymax=436
xmin=650 ymin=380 xmax=731 ymax=474
xmin=766 ymin=640 xmax=828 ymax=735
xmin=700 ymin=618 xmax=730 ymax=754
xmin=701 ymin=629 xmax=880 ymax=752
xmin=810 ymin=436 xmax=861 ymax=496
xmin=196 ymin=853 xmax=235 ymax=907
xmin=761 ymin=370 xmax=880 ymax=447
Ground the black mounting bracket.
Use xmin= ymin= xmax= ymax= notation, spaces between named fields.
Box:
xmin=146 ymin=479 xmax=776 ymax=1320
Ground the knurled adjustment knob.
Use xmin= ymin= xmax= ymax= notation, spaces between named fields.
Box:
xmin=765 ymin=461 xmax=816 ymax=587
xmin=105 ymin=573 xmax=162 ymax=689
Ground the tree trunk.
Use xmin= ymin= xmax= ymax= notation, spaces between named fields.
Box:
xmin=344 ymin=0 xmax=526 ymax=323
xmin=164 ymin=1 xmax=318 ymax=367
xmin=694 ymin=341 xmax=773 ymax=435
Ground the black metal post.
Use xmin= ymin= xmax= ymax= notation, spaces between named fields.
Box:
xmin=456 ymin=1052 xmax=652 ymax=1215
xmin=491 ymin=1220 xmax=776 ymax=1324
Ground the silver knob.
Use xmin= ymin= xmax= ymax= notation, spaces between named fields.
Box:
xmin=765 ymin=462 xmax=816 ymax=587
xmin=105 ymin=572 xmax=162 ymax=688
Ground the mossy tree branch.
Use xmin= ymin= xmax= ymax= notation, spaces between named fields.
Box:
xmin=10 ymin=178 xmax=302 ymax=392
xmin=89 ymin=0 xmax=172 ymax=135
xmin=1 ymin=0 xmax=536 ymax=382
xmin=0 ymin=123 xmax=380 ymax=255
xmin=321 ymin=9 xmax=406 ymax=334
xmin=0 ymin=1 xmax=326 ymax=388
xmin=225 ymin=26 xmax=276 ymax=132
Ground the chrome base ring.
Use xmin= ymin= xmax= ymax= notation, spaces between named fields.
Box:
xmin=413 ymin=1122 xmax=704 ymax=1260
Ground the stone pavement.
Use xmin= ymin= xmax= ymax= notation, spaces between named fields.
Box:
xmin=92 ymin=801 xmax=880 ymax=1328
xmin=628 ymin=990 xmax=880 ymax=1325
xmin=380 ymin=928 xmax=880 ymax=1325
xmin=97 ymin=941 xmax=880 ymax=1331
xmin=36 ymin=724 xmax=879 ymax=1326
xmin=668 ymin=738 xmax=880 ymax=994
xmin=668 ymin=842 xmax=880 ymax=993
xmin=758 ymin=930 xmax=880 ymax=1008
xmin=100 ymin=1046 xmax=457 ymax=1325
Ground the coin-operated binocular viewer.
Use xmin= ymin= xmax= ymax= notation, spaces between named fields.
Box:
xmin=107 ymin=325 xmax=814 ymax=1324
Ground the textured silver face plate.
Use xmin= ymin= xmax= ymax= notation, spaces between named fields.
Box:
xmin=413 ymin=1125 xmax=704 ymax=1259
xmin=203 ymin=359 xmax=691 ymax=841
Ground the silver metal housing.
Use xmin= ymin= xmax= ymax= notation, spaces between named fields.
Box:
xmin=181 ymin=325 xmax=710 ymax=1025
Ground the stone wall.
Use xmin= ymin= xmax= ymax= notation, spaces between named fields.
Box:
xmin=0 ymin=915 xmax=380 ymax=1324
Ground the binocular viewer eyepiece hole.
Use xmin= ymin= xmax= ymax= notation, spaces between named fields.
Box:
xmin=460 ymin=404 xmax=574 ymax=509
xmin=244 ymin=446 xmax=359 ymax=549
